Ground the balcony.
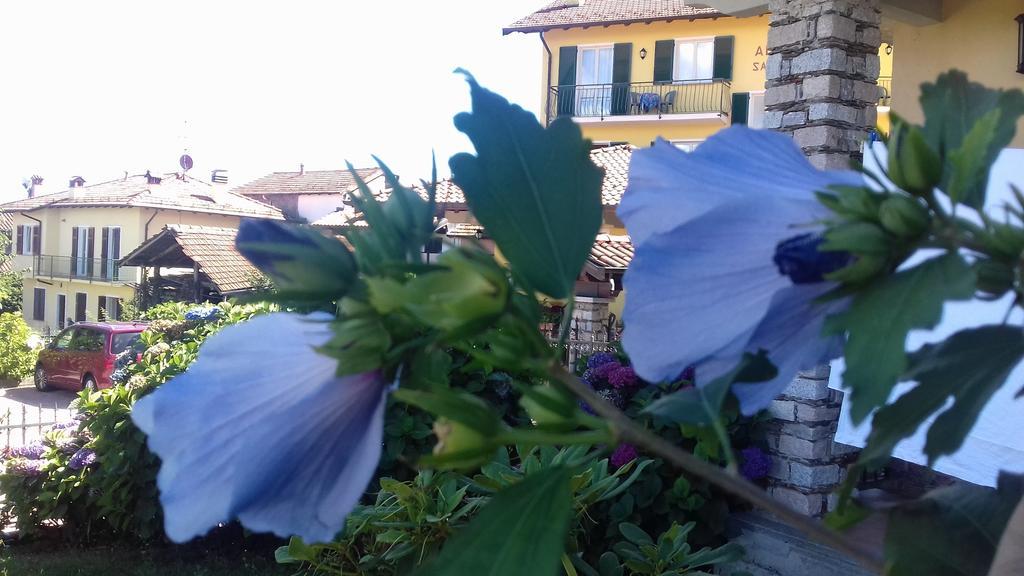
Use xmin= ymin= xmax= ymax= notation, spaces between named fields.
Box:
xmin=547 ymin=80 xmax=733 ymax=125
xmin=32 ymin=255 xmax=139 ymax=284
xmin=878 ymin=76 xmax=892 ymax=107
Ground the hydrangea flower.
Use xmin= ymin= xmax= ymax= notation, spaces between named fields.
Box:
xmin=592 ymin=360 xmax=621 ymax=382
xmin=8 ymin=441 xmax=46 ymax=460
xmin=619 ymin=128 xmax=860 ymax=414
xmin=740 ymin=446 xmax=772 ymax=481
xmin=608 ymin=365 xmax=639 ymax=389
xmin=131 ymin=312 xmax=388 ymax=544
xmin=6 ymin=458 xmax=46 ymax=477
xmin=610 ymin=443 xmax=638 ymax=468
xmin=69 ymin=448 xmax=97 ymax=470
xmin=184 ymin=306 xmax=222 ymax=322
xmin=587 ymin=352 xmax=618 ymax=369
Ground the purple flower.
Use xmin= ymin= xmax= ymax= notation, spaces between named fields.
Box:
xmin=8 ymin=441 xmax=46 ymax=460
xmin=679 ymin=365 xmax=696 ymax=383
xmin=740 ymin=446 xmax=772 ymax=481
xmin=610 ymin=444 xmax=639 ymax=468
xmin=184 ymin=306 xmax=222 ymax=322
xmin=69 ymin=448 xmax=97 ymax=470
xmin=592 ymin=360 xmax=622 ymax=382
xmin=608 ymin=366 xmax=639 ymax=389
xmin=581 ymin=369 xmax=597 ymax=386
xmin=579 ymin=389 xmax=626 ymax=415
xmin=132 ymin=312 xmax=388 ymax=544
xmin=6 ymin=458 xmax=46 ymax=477
xmin=587 ymin=352 xmax=618 ymax=369
xmin=54 ymin=435 xmax=81 ymax=455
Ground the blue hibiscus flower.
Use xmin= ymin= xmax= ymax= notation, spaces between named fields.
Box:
xmin=618 ymin=127 xmax=861 ymax=414
xmin=131 ymin=312 xmax=388 ymax=544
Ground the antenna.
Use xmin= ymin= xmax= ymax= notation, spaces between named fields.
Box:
xmin=179 ymin=119 xmax=193 ymax=173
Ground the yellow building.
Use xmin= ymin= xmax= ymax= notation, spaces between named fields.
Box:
xmin=0 ymin=172 xmax=282 ymax=334
xmin=505 ymin=1 xmax=893 ymax=147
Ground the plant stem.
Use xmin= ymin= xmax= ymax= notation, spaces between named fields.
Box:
xmin=558 ymin=296 xmax=576 ymax=350
xmin=547 ymin=363 xmax=886 ymax=574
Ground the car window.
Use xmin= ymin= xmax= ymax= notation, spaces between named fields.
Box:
xmin=71 ymin=328 xmax=106 ymax=353
xmin=52 ymin=328 xmax=75 ymax=351
xmin=111 ymin=332 xmax=142 ymax=355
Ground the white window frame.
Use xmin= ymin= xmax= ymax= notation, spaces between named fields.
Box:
xmin=575 ymin=44 xmax=615 ymax=117
xmin=20 ymin=224 xmax=38 ymax=255
xmin=103 ymin=225 xmax=121 ymax=279
xmin=747 ymin=90 xmax=767 ymax=129
xmin=670 ymin=139 xmax=705 ymax=152
xmin=673 ymin=37 xmax=715 ymax=83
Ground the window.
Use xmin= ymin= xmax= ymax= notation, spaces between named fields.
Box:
xmin=576 ymin=45 xmax=614 ymax=116
xmin=16 ymin=224 xmax=40 ymax=256
xmin=99 ymin=296 xmax=121 ymax=321
xmin=675 ymin=39 xmax=714 ymax=81
xmin=72 ymin=227 xmax=95 ymax=278
xmin=112 ymin=332 xmax=141 ymax=355
xmin=101 ymin=227 xmax=121 ymax=280
xmin=71 ymin=327 xmax=105 ymax=352
xmin=52 ymin=328 xmax=75 ymax=351
xmin=56 ymin=294 xmax=67 ymax=330
xmin=671 ymin=140 xmax=704 ymax=152
xmin=32 ymin=288 xmax=46 ymax=321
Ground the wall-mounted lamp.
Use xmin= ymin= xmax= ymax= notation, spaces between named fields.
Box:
xmin=884 ymin=43 xmax=893 ymax=56
xmin=1017 ymin=14 xmax=1024 ymax=74
xmin=639 ymin=47 xmax=648 ymax=60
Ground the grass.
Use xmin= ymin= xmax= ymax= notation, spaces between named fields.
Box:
xmin=0 ymin=543 xmax=294 ymax=576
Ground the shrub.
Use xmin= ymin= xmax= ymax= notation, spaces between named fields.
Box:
xmin=0 ymin=313 xmax=37 ymax=381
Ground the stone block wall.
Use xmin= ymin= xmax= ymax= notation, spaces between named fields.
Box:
xmin=572 ymin=297 xmax=612 ymax=342
xmin=765 ymin=0 xmax=882 ymax=170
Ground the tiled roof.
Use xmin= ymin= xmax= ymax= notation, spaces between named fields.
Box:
xmin=120 ymin=225 xmax=261 ymax=293
xmin=588 ymin=233 xmax=633 ymax=270
xmin=310 ymin=206 xmax=365 ymax=228
xmin=413 ymin=179 xmax=467 ymax=206
xmin=591 ymin=145 xmax=634 ymax=206
xmin=445 ymin=223 xmax=486 ymax=238
xmin=0 ymin=212 xmax=11 ymax=273
xmin=231 ymin=168 xmax=384 ymax=196
xmin=0 ymin=174 xmax=283 ymax=220
xmin=504 ymin=0 xmax=721 ymax=34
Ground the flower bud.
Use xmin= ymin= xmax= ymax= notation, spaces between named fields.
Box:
xmin=974 ymin=260 xmax=1016 ymax=297
xmin=878 ymin=195 xmax=930 ymax=238
xmin=520 ymin=385 xmax=577 ymax=430
xmin=887 ymin=122 xmax=942 ymax=195
xmin=431 ymin=418 xmax=493 ymax=469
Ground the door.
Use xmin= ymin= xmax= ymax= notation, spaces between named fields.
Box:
xmin=56 ymin=294 xmax=67 ymax=330
xmin=576 ymin=46 xmax=613 ymax=116
xmin=67 ymin=326 xmax=105 ymax=388
xmin=41 ymin=327 xmax=76 ymax=386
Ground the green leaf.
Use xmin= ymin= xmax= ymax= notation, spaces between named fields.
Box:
xmin=643 ymin=352 xmax=776 ymax=424
xmin=618 ymin=522 xmax=654 ymax=547
xmin=826 ymin=253 xmax=976 ymax=422
xmin=861 ymin=325 xmax=1024 ymax=465
xmin=415 ymin=466 xmax=573 ymax=576
xmin=449 ymin=71 xmax=603 ymax=298
xmin=945 ymin=109 xmax=1002 ymax=207
xmin=919 ymin=70 xmax=1024 ymax=208
xmin=885 ymin=473 xmax=1023 ymax=576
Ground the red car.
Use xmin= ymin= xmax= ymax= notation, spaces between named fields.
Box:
xmin=34 ymin=322 xmax=148 ymax=392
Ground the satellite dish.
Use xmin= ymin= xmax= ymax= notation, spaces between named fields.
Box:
xmin=179 ymin=154 xmax=194 ymax=171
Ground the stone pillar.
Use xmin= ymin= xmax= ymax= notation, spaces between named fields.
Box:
xmin=764 ymin=0 xmax=882 ymax=169
xmin=572 ymin=297 xmax=612 ymax=342
xmin=762 ymin=0 xmax=882 ymax=515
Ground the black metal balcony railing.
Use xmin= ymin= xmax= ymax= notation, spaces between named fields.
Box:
xmin=877 ymin=76 xmax=892 ymax=106
xmin=548 ymin=79 xmax=732 ymax=123
xmin=33 ymin=255 xmax=138 ymax=283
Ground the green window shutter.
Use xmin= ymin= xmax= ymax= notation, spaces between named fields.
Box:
xmin=653 ymin=40 xmax=674 ymax=84
xmin=713 ymin=36 xmax=735 ymax=80
xmin=611 ymin=43 xmax=632 ymax=115
xmin=557 ymin=46 xmax=578 ymax=116
xmin=732 ymin=92 xmax=750 ymax=125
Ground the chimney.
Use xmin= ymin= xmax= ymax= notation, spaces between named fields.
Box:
xmin=69 ymin=176 xmax=86 ymax=188
xmin=211 ymin=169 xmax=228 ymax=184
xmin=26 ymin=175 xmax=43 ymax=198
xmin=299 ymin=163 xmax=304 ymax=175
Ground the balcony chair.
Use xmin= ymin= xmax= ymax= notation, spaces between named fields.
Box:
xmin=659 ymin=90 xmax=677 ymax=115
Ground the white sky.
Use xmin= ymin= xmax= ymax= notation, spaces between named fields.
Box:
xmin=0 ymin=1 xmax=543 ymax=203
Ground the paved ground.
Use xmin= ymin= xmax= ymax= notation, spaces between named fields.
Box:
xmin=0 ymin=382 xmax=78 ymax=448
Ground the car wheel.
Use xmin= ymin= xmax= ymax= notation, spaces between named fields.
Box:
xmin=34 ymin=366 xmax=50 ymax=392
xmin=82 ymin=375 xmax=97 ymax=393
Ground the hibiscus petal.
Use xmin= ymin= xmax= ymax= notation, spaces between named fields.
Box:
xmin=132 ymin=312 xmax=386 ymax=544
xmin=732 ymin=284 xmax=847 ymax=414
xmin=622 ymin=195 xmax=824 ymax=385
xmin=619 ymin=127 xmax=862 ymax=246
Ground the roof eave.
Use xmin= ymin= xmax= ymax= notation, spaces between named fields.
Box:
xmin=502 ymin=12 xmax=726 ymax=35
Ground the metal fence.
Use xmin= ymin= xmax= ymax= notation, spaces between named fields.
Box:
xmin=0 ymin=404 xmax=76 ymax=451
xmin=33 ymin=254 xmax=138 ymax=283
xmin=547 ymin=315 xmax=623 ymax=369
xmin=548 ymin=79 xmax=732 ymax=122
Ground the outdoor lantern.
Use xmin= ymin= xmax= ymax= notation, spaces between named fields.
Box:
xmin=1017 ymin=14 xmax=1024 ymax=74
xmin=639 ymin=47 xmax=648 ymax=60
